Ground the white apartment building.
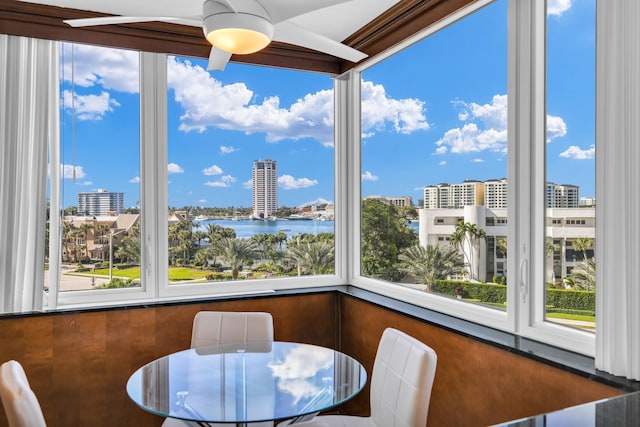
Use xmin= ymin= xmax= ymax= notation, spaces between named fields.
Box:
xmin=252 ymin=158 xmax=278 ymax=219
xmin=423 ymin=180 xmax=484 ymax=209
xmin=365 ymin=195 xmax=413 ymax=207
xmin=546 ymin=183 xmax=579 ymax=208
xmin=419 ymin=206 xmax=595 ymax=283
xmin=77 ymin=189 xmax=124 ymax=216
xmin=484 ymin=178 xmax=508 ymax=208
xmin=424 ymin=179 xmax=581 ymax=209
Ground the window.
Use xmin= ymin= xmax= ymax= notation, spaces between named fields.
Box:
xmin=544 ymin=0 xmax=596 ymax=331
xmin=52 ymin=43 xmax=142 ymax=301
xmin=358 ymin=0 xmax=508 ymax=316
xmin=48 ymin=48 xmax=340 ymax=308
xmin=350 ymin=0 xmax=595 ymax=355
xmin=165 ymin=58 xmax=336 ymax=287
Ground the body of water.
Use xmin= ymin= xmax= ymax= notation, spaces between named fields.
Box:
xmin=197 ymin=219 xmax=419 ymax=239
xmin=198 ymin=219 xmax=335 ymax=239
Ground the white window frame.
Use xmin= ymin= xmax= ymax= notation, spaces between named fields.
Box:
xmin=347 ymin=0 xmax=595 ymax=356
xmin=51 ymin=50 xmax=345 ymax=309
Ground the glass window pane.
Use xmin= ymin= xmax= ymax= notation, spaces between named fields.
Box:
xmin=545 ymin=0 xmax=596 ymax=331
xmin=360 ymin=0 xmax=508 ymax=310
xmin=166 ymin=58 xmax=335 ymax=284
xmin=54 ymin=43 xmax=141 ymax=292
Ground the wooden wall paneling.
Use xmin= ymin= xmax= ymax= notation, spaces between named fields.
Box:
xmin=0 ymin=292 xmax=626 ymax=427
xmin=336 ymin=295 xmax=623 ymax=427
xmin=0 ymin=293 xmax=338 ymax=427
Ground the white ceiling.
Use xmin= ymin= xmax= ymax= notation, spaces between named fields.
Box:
xmin=15 ymin=0 xmax=399 ymax=42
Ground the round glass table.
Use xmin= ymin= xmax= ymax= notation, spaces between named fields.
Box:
xmin=126 ymin=341 xmax=367 ymax=426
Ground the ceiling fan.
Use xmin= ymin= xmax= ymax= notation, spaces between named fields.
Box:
xmin=63 ymin=0 xmax=369 ymax=71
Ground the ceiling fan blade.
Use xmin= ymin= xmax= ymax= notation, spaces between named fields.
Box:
xmin=273 ymin=21 xmax=367 ymax=63
xmin=207 ymin=47 xmax=233 ymax=71
xmin=63 ymin=16 xmax=183 ymax=28
xmin=262 ymin=0 xmax=354 ymax=24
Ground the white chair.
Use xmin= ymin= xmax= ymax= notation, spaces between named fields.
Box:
xmin=0 ymin=360 xmax=47 ymax=427
xmin=281 ymin=327 xmax=437 ymax=427
xmin=162 ymin=311 xmax=274 ymax=427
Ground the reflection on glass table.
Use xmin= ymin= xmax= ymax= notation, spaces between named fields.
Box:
xmin=126 ymin=341 xmax=367 ymax=426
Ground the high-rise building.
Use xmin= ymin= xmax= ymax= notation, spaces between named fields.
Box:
xmin=423 ymin=179 xmax=579 ymax=209
xmin=252 ymin=158 xmax=278 ymax=219
xmin=484 ymin=178 xmax=508 ymax=208
xmin=423 ymin=180 xmax=483 ymax=208
xmin=365 ymin=195 xmax=413 ymax=207
xmin=77 ymin=189 xmax=124 ymax=216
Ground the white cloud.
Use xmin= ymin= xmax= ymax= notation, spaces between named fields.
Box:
xmin=220 ymin=145 xmax=236 ymax=154
xmin=472 ymin=158 xmax=485 ymax=163
xmin=548 ymin=0 xmax=572 ymax=17
xmin=168 ymin=163 xmax=184 ymax=174
xmin=560 ymin=145 xmax=595 ymax=159
xmin=166 ymin=57 xmax=429 ymax=147
xmin=205 ymin=181 xmax=228 ymax=188
xmin=62 ymin=90 xmax=120 ymax=120
xmin=205 ymin=175 xmax=237 ymax=188
xmin=129 ymin=176 xmax=140 ymax=183
xmin=198 ymin=199 xmax=207 ymax=204
xmin=361 ymin=171 xmax=378 ymax=181
xmin=61 ymin=44 xmax=139 ymax=93
xmin=361 ymin=81 xmax=430 ymax=137
xmin=435 ymin=94 xmax=567 ymax=154
xmin=62 ymin=164 xmax=86 ymax=179
xmin=439 ymin=160 xmax=447 ymax=166
xmin=278 ymin=175 xmax=318 ymax=190
xmin=435 ymin=146 xmax=448 ymax=155
xmin=546 ymin=115 xmax=568 ymax=142
xmin=243 ymin=179 xmax=252 ymax=189
xmin=202 ymin=164 xmax=223 ymax=175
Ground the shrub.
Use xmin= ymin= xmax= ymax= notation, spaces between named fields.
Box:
xmin=546 ymin=288 xmax=595 ymax=312
xmin=433 ymin=280 xmax=507 ymax=304
xmin=101 ymin=278 xmax=138 ymax=289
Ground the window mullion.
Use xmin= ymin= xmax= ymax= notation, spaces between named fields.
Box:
xmin=140 ymin=51 xmax=168 ymax=297
xmin=334 ymin=71 xmax=361 ymax=284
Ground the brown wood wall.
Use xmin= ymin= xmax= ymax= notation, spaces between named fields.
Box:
xmin=336 ymin=295 xmax=623 ymax=427
xmin=0 ymin=291 xmax=623 ymax=427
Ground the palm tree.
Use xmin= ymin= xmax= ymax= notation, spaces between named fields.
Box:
xmin=450 ymin=221 xmax=486 ymax=281
xmin=79 ymin=222 xmax=94 ymax=260
xmin=399 ymin=245 xmax=464 ymax=291
xmin=572 ymin=237 xmax=593 ymax=261
xmin=62 ymin=221 xmax=77 ymax=262
xmin=571 ymin=257 xmax=596 ymax=291
xmin=287 ymin=241 xmax=335 ymax=276
xmin=211 ymin=237 xmax=258 ymax=280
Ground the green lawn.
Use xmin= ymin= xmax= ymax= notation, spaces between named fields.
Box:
xmin=91 ymin=266 xmax=211 ymax=281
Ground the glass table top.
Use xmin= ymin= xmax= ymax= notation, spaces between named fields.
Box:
xmin=126 ymin=341 xmax=367 ymax=424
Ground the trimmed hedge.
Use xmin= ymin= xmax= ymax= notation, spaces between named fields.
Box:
xmin=546 ymin=288 xmax=595 ymax=312
xmin=433 ymin=280 xmax=507 ymax=304
xmin=433 ymin=279 xmax=595 ymax=313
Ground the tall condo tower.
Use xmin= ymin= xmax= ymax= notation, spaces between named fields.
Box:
xmin=252 ymin=158 xmax=277 ymax=219
xmin=78 ymin=189 xmax=124 ymax=216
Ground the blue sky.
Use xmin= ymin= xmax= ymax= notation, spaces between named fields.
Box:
xmin=58 ymin=0 xmax=595 ymax=210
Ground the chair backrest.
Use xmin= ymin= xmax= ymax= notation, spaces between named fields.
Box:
xmin=0 ymin=360 xmax=47 ymax=427
xmin=190 ymin=311 xmax=274 ymax=349
xmin=369 ymin=328 xmax=437 ymax=427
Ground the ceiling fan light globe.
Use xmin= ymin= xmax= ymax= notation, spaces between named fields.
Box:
xmin=203 ymin=13 xmax=274 ymax=55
